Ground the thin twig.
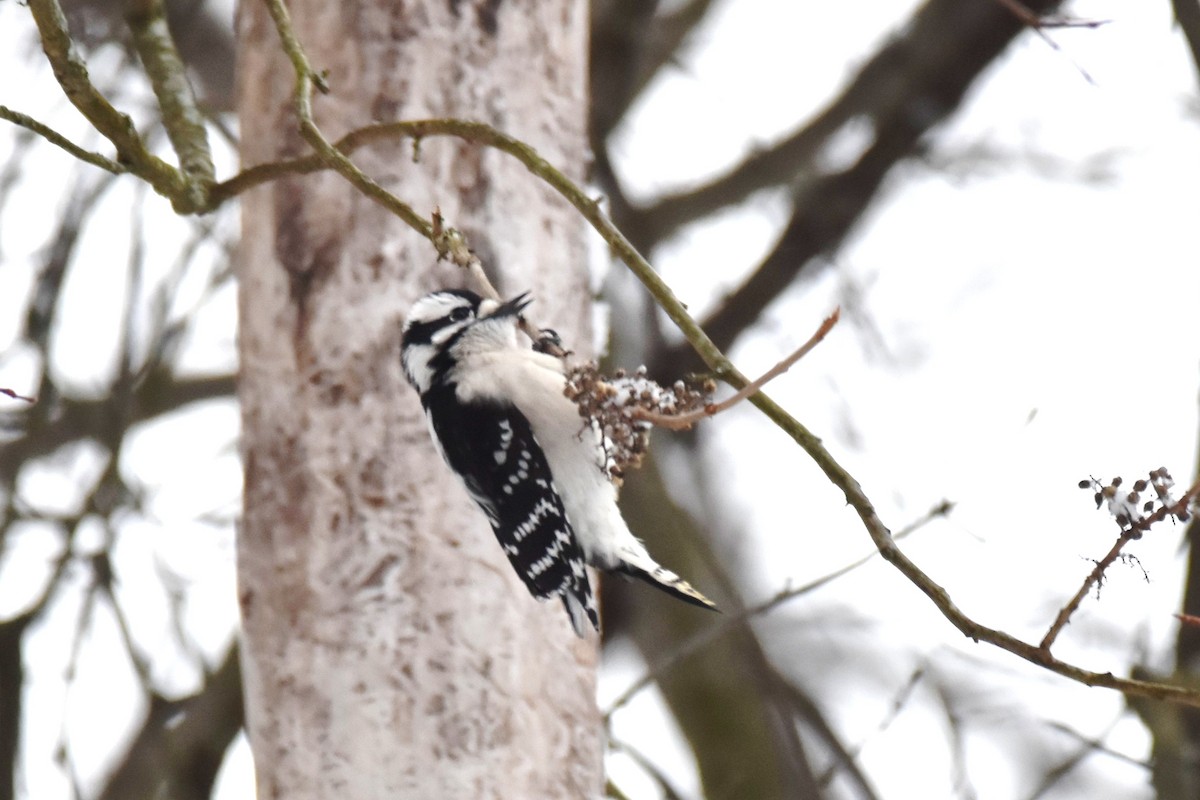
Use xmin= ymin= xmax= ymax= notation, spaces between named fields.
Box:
xmin=430 ymin=209 xmax=494 ymax=295
xmin=1023 ymin=717 xmax=1147 ymax=800
xmin=95 ymin=555 xmax=154 ymax=686
xmin=605 ymin=501 xmax=952 ymax=719
xmin=0 ymin=106 xmax=126 ymax=176
xmin=992 ymin=0 xmax=1109 ymax=29
xmin=778 ymin=680 xmax=882 ymax=800
xmin=606 ymin=737 xmax=687 ymax=800
xmin=0 ymin=388 xmax=36 ymax=403
xmin=1039 ymin=477 xmax=1200 ymax=652
xmin=931 ymin=683 xmax=977 ymax=800
xmin=819 ymin=665 xmax=926 ymax=789
xmin=1174 ymin=0 xmax=1200 ymax=90
xmin=635 ymin=307 xmax=840 ymax=430
xmin=990 ymin=0 xmax=1108 ymax=85
xmin=429 ymin=208 xmax=559 ymax=349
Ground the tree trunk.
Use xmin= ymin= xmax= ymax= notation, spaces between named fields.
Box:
xmin=235 ymin=2 xmax=600 ymax=798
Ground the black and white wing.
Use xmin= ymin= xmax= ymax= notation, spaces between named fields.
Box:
xmin=421 ymin=384 xmax=599 ymax=635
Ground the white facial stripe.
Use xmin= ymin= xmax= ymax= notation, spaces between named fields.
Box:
xmin=431 ymin=325 xmax=461 ymax=346
xmin=404 ymin=293 xmax=473 ymax=328
xmin=402 ymin=342 xmax=437 ymax=393
xmin=402 ymin=293 xmax=479 ymax=394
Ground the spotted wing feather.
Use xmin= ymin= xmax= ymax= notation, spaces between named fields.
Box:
xmin=421 ymin=384 xmax=599 ymax=634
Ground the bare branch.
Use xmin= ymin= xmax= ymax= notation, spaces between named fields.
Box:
xmin=626 ymin=0 xmax=1070 ymax=255
xmin=606 ymin=736 xmax=687 ymax=800
xmin=780 ymin=681 xmax=882 ymax=800
xmin=819 ymin=666 xmax=927 ymax=790
xmin=428 ymin=209 xmax=558 ymax=349
xmin=0 ymin=388 xmax=36 ymax=404
xmin=429 ymin=208 xmax=501 ymax=296
xmin=629 ymin=106 xmax=855 ymax=252
xmin=849 ymin=499 xmax=1200 ymax=706
xmin=0 ymin=105 xmax=125 ymax=175
xmin=26 ymin=0 xmax=192 ymax=208
xmin=931 ymin=683 xmax=977 ymax=799
xmin=257 ymin=0 xmax=431 ymax=237
xmin=1040 ymin=476 xmax=1200 ymax=651
xmin=991 ymin=0 xmax=1108 ymax=29
xmin=611 ymin=454 xmax=823 ymax=797
xmin=211 ymin=117 xmax=611 ymax=228
xmin=633 ymin=1 xmax=716 ymax=100
xmin=1023 ymin=717 xmax=1147 ymax=800
xmin=127 ymin=0 xmax=215 ymax=208
xmin=606 ymin=500 xmax=951 ymax=719
xmin=589 ymin=0 xmax=661 ymax=144
xmin=0 ymin=373 xmax=235 ymax=486
xmin=990 ymin=0 xmax=1107 ymax=84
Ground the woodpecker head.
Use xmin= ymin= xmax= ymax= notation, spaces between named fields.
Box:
xmin=401 ymin=289 xmax=532 ymax=394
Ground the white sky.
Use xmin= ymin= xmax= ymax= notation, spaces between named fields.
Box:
xmin=2 ymin=1 xmax=1198 ymax=799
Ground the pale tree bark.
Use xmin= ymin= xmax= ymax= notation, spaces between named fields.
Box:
xmin=235 ymin=2 xmax=600 ymax=798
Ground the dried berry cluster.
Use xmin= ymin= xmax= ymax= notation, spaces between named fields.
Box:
xmin=1078 ymin=468 xmax=1186 ymax=537
xmin=564 ymin=362 xmax=714 ymax=484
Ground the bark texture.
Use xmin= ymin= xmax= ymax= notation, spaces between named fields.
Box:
xmin=235 ymin=2 xmax=600 ymax=798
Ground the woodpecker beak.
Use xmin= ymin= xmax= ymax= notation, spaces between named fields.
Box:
xmin=487 ymin=292 xmax=533 ymax=320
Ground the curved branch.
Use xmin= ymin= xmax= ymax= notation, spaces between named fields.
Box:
xmin=0 ymin=105 xmax=125 ymax=175
xmin=258 ymin=0 xmax=431 ymax=237
xmin=606 ymin=500 xmax=952 ymax=718
xmin=589 ymin=0 xmax=661 ymax=145
xmin=27 ymin=0 xmax=191 ymax=208
xmin=127 ymin=0 xmax=215 ymax=209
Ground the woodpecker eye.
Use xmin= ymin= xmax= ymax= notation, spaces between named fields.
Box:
xmin=449 ymin=306 xmax=472 ymax=322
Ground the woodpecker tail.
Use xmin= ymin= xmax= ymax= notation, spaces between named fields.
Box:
xmin=614 ymin=547 xmax=719 ymax=611
xmin=559 ymin=568 xmax=600 ymax=637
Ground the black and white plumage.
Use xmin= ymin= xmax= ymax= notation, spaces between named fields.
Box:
xmin=401 ymin=288 xmax=717 ymax=636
